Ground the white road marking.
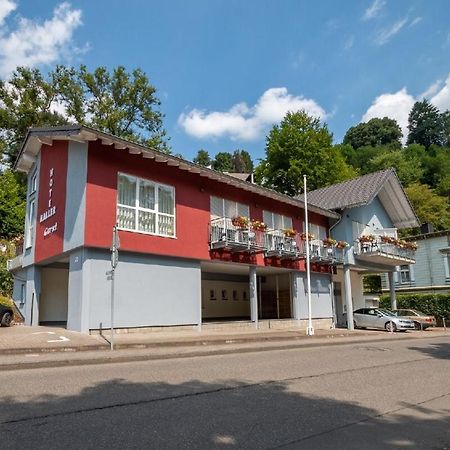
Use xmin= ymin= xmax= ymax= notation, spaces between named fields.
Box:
xmin=47 ymin=336 xmax=70 ymax=343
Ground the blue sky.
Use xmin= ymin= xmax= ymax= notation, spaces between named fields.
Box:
xmin=1 ymin=0 xmax=450 ymax=162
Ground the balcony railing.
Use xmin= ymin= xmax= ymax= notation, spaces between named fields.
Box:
xmin=209 ymin=218 xmax=266 ymax=253
xmin=209 ymin=219 xmax=345 ymax=264
xmin=354 ymin=237 xmax=416 ymax=265
xmin=265 ymin=230 xmax=304 ymax=259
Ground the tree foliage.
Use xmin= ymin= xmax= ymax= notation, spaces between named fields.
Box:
xmin=255 ymin=111 xmax=355 ymax=195
xmin=404 ymin=183 xmax=450 ymax=231
xmin=0 ymin=65 xmax=170 ymax=165
xmin=212 ymin=152 xmax=234 ymax=172
xmin=343 ymin=117 xmax=402 ymax=150
xmin=231 ymin=149 xmax=253 ymax=172
xmin=407 ymin=99 xmax=445 ymax=148
xmin=193 ymin=149 xmax=211 ymax=167
xmin=0 ymin=170 xmax=26 ymax=239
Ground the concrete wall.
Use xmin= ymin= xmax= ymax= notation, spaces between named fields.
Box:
xmin=22 ymin=155 xmax=41 ymax=268
xmin=39 ymin=267 xmax=69 ymax=323
xmin=297 ymin=273 xmax=333 ymax=319
xmin=64 ymin=141 xmax=87 ymax=252
xmin=11 ymin=268 xmax=27 ymax=317
xmin=331 ymin=197 xmax=394 ymax=266
xmin=84 ymin=250 xmax=201 ymax=330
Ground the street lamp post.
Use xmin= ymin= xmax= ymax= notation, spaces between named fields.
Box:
xmin=304 ymin=175 xmax=314 ymax=336
xmin=110 ymin=225 xmax=120 ymax=351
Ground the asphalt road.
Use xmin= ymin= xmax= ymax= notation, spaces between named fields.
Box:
xmin=1 ymin=336 xmax=449 ymax=449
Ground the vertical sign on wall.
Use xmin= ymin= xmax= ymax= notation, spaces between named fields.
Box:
xmin=40 ymin=167 xmax=58 ymax=237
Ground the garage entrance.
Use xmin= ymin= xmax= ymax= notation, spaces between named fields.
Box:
xmin=39 ymin=264 xmax=69 ymax=326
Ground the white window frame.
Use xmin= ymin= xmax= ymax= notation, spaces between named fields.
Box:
xmin=25 ymin=199 xmax=36 ymax=249
xmin=116 ymin=173 xmax=176 ymax=238
xmin=444 ymin=254 xmax=450 ymax=281
xmin=30 ymin=171 xmax=37 ymax=194
xmin=263 ymin=210 xmax=293 ymax=231
xmin=210 ymin=196 xmax=249 ymax=219
xmin=303 ymin=222 xmax=327 ymax=240
xmin=399 ymin=265 xmax=411 ymax=284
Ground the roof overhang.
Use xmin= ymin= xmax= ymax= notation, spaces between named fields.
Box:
xmin=15 ymin=125 xmax=340 ymax=219
xmin=375 ymin=172 xmax=419 ymax=229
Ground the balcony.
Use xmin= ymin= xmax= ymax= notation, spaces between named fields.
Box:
xmin=265 ymin=231 xmax=304 ymax=259
xmin=309 ymin=240 xmax=345 ymax=265
xmin=7 ymin=254 xmax=23 ymax=271
xmin=354 ymin=235 xmax=416 ymax=266
xmin=209 ymin=218 xmax=266 ymax=253
xmin=209 ymin=219 xmax=345 ymax=265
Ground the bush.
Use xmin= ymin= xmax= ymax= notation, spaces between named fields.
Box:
xmin=380 ymin=293 xmax=450 ymax=318
xmin=0 ymin=295 xmax=14 ymax=308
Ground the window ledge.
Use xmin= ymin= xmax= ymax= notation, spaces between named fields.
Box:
xmin=117 ymin=227 xmax=177 ymax=240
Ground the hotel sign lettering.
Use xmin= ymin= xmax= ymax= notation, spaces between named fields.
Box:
xmin=40 ymin=167 xmax=58 ymax=237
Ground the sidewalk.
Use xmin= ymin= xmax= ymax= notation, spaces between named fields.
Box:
xmin=0 ymin=324 xmax=449 ymax=371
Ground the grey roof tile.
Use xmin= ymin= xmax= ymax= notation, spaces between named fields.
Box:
xmin=305 ymin=169 xmax=394 ymax=210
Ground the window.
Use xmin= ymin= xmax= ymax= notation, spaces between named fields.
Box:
xmin=210 ymin=196 xmax=249 ymax=219
xmin=304 ymin=222 xmax=327 ymax=240
xmin=25 ymin=199 xmax=36 ymax=248
xmin=399 ymin=265 xmax=411 ymax=284
xmin=263 ymin=211 xmax=293 ymax=230
xmin=30 ymin=172 xmax=37 ymax=194
xmin=117 ymin=173 xmax=175 ymax=237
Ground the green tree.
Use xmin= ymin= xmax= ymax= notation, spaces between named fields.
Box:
xmin=366 ymin=150 xmax=423 ymax=187
xmin=0 ymin=170 xmax=26 ymax=239
xmin=193 ymin=149 xmax=211 ymax=167
xmin=407 ymin=99 xmax=444 ymax=148
xmin=255 ymin=111 xmax=355 ymax=195
xmin=212 ymin=152 xmax=234 ymax=172
xmin=0 ymin=67 xmax=67 ymax=164
xmin=343 ymin=117 xmax=402 ymax=150
xmin=0 ymin=65 xmax=170 ymax=165
xmin=405 ymin=183 xmax=450 ymax=231
xmin=231 ymin=149 xmax=253 ymax=172
xmin=339 ymin=143 xmax=389 ymax=173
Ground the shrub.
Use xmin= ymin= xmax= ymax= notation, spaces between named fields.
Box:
xmin=0 ymin=295 xmax=14 ymax=308
xmin=379 ymin=293 xmax=450 ymax=318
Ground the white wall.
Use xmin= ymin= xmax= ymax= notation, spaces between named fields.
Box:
xmin=202 ymin=280 xmax=250 ymax=319
xmin=40 ymin=267 xmax=69 ymax=322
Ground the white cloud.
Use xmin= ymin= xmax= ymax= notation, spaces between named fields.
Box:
xmin=363 ymin=0 xmax=385 ymax=20
xmin=374 ymin=17 xmax=408 ymax=45
xmin=178 ymin=88 xmax=326 ymax=141
xmin=430 ymin=75 xmax=450 ymax=111
xmin=409 ymin=16 xmax=422 ymax=27
xmin=419 ymin=79 xmax=443 ymax=100
xmin=362 ymin=88 xmax=415 ymax=142
xmin=0 ymin=2 xmax=83 ymax=78
xmin=0 ymin=0 xmax=16 ymax=26
xmin=344 ymin=35 xmax=355 ymax=51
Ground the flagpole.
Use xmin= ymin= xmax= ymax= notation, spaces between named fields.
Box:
xmin=304 ymin=175 xmax=314 ymax=336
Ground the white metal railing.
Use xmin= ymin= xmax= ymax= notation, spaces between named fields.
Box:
xmin=309 ymin=240 xmax=345 ymax=263
xmin=265 ymin=230 xmax=304 ymax=257
xmin=209 ymin=217 xmax=266 ymax=252
xmin=354 ymin=238 xmax=415 ymax=260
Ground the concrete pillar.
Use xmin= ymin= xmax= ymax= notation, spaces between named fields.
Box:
xmin=67 ymin=249 xmax=91 ymax=333
xmin=343 ymin=264 xmax=354 ymax=330
xmin=249 ymin=266 xmax=258 ymax=327
xmin=291 ymin=272 xmax=300 ymax=320
xmin=24 ymin=266 xmax=41 ymax=326
xmin=388 ymin=271 xmax=397 ymax=310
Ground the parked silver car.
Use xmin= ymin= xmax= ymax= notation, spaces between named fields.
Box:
xmin=352 ymin=308 xmax=415 ymax=332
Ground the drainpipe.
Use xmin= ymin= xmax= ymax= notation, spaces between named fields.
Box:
xmin=276 ymin=275 xmax=280 ymax=319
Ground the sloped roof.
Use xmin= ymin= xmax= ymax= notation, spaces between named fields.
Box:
xmin=306 ymin=169 xmax=419 ymax=229
xmin=14 ymin=124 xmax=339 ymax=219
xmin=307 ymin=169 xmax=394 ymax=210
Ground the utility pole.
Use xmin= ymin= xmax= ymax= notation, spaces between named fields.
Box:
xmin=110 ymin=224 xmax=120 ymax=350
xmin=304 ymin=175 xmax=314 ymax=336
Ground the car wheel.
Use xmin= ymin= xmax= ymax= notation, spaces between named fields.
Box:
xmin=1 ymin=312 xmax=13 ymax=327
xmin=413 ymin=321 xmax=422 ymax=330
xmin=385 ymin=321 xmax=397 ymax=332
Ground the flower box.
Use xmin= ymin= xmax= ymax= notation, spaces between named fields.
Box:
xmin=231 ymin=216 xmax=249 ymax=229
xmin=322 ymin=238 xmax=337 ymax=248
xmin=300 ymin=232 xmax=315 ymax=241
xmin=335 ymin=240 xmax=349 ymax=249
xmin=359 ymin=235 xmax=375 ymax=243
xmin=251 ymin=220 xmax=267 ymax=232
xmin=283 ymin=229 xmax=297 ymax=238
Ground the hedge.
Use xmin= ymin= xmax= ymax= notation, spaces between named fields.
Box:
xmin=379 ymin=293 xmax=450 ymax=319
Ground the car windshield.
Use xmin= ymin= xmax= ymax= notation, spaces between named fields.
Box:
xmin=377 ymin=309 xmax=396 ymax=317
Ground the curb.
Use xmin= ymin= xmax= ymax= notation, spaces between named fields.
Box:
xmin=0 ymin=331 xmax=375 ymax=356
xmin=1 ymin=333 xmax=449 ymax=371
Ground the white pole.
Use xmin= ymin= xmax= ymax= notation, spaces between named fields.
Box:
xmin=304 ymin=175 xmax=314 ymax=336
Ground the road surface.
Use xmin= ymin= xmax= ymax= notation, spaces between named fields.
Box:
xmin=1 ymin=335 xmax=449 ymax=449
